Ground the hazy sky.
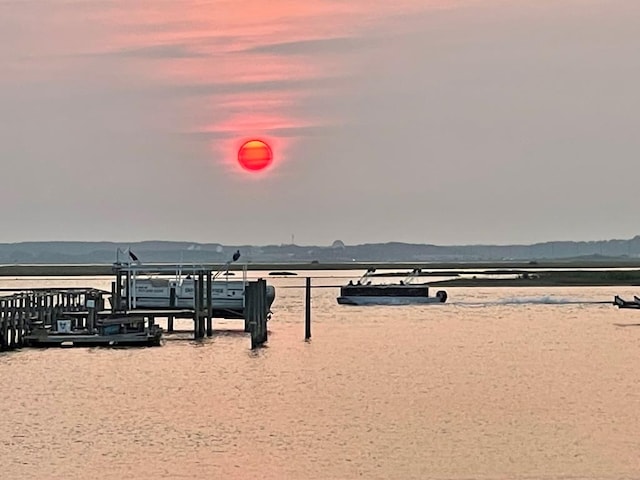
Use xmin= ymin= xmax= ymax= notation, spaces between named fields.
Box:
xmin=2 ymin=0 xmax=639 ymax=246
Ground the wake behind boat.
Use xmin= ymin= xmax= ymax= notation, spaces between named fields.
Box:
xmin=337 ymin=268 xmax=447 ymax=306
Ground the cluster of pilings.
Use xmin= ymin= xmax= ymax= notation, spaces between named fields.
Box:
xmin=0 ymin=288 xmax=107 ymax=351
xmin=188 ymin=273 xmax=270 ymax=349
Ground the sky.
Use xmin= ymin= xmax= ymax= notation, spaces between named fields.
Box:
xmin=1 ymin=0 xmax=639 ymax=246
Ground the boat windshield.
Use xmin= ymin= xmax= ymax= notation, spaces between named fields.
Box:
xmin=402 ymin=268 xmax=423 ymax=284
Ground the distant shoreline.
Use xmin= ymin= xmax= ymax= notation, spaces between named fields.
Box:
xmin=1 ymin=262 xmax=640 ymax=288
xmin=429 ymin=276 xmax=640 ymax=288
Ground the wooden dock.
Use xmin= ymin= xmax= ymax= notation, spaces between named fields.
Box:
xmin=0 ymin=266 xmax=271 ymax=351
xmin=0 ymin=288 xmax=114 ymax=350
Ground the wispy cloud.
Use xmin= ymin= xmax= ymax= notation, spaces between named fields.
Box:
xmin=91 ymin=43 xmax=211 ymax=60
xmin=236 ymin=36 xmax=373 ymax=55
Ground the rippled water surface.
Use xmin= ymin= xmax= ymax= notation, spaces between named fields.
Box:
xmin=2 ymin=273 xmax=640 ymax=479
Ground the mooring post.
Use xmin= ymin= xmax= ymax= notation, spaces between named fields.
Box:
xmin=198 ymin=271 xmax=205 ymax=338
xmin=51 ymin=294 xmax=59 ymax=328
xmin=114 ymin=267 xmax=123 ymax=312
xmin=48 ymin=293 xmax=55 ymax=328
xmin=110 ymin=281 xmax=117 ymax=312
xmin=37 ymin=293 xmax=44 ymax=324
xmin=0 ymin=299 xmax=7 ymax=351
xmin=10 ymin=297 xmax=17 ymax=347
xmin=259 ymin=278 xmax=267 ymax=345
xmin=247 ymin=282 xmax=258 ymax=349
xmin=25 ymin=293 xmax=33 ymax=329
xmin=17 ymin=296 xmax=25 ymax=347
xmin=87 ymin=305 xmax=96 ymax=334
xmin=168 ymin=286 xmax=175 ymax=332
xmin=193 ymin=278 xmax=200 ymax=340
xmin=248 ymin=279 xmax=268 ymax=349
xmin=206 ymin=270 xmax=213 ymax=337
xmin=124 ymin=270 xmax=131 ymax=311
xmin=244 ymin=281 xmax=252 ymax=335
xmin=305 ymin=277 xmax=312 ymax=340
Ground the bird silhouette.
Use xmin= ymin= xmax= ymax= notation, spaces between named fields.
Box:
xmin=232 ymin=250 xmax=241 ymax=262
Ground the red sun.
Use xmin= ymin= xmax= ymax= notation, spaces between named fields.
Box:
xmin=238 ymin=140 xmax=273 ymax=171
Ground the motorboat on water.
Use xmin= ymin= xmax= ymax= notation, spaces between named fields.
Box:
xmin=337 ymin=268 xmax=448 ymax=306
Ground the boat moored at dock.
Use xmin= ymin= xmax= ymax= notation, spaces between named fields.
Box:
xmin=125 ymin=275 xmax=276 ymax=319
xmin=112 ymin=253 xmax=276 ymax=319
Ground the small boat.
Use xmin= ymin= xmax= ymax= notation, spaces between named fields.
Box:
xmin=613 ymin=295 xmax=640 ymax=309
xmin=337 ymin=268 xmax=448 ymax=306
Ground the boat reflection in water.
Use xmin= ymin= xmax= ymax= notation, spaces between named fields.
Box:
xmin=337 ymin=268 xmax=447 ymax=306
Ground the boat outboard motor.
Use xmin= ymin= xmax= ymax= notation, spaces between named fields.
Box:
xmin=436 ymin=290 xmax=448 ymax=303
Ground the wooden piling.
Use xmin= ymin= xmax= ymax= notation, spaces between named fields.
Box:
xmin=17 ymin=296 xmax=25 ymax=347
xmin=10 ymin=297 xmax=17 ymax=347
xmin=193 ymin=276 xmax=206 ymax=340
xmin=124 ymin=270 xmax=131 ymax=310
xmin=247 ymin=279 xmax=268 ymax=349
xmin=1 ymin=299 xmax=8 ymax=351
xmin=167 ymin=286 xmax=176 ymax=332
xmin=87 ymin=298 xmax=96 ymax=334
xmin=305 ymin=277 xmax=312 ymax=340
xmin=206 ymin=270 xmax=213 ymax=337
xmin=114 ymin=268 xmax=123 ymax=312
xmin=198 ymin=271 xmax=205 ymax=339
xmin=193 ymin=278 xmax=200 ymax=339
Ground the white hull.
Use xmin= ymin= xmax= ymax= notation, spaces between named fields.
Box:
xmin=132 ymin=279 xmax=247 ymax=309
xmin=122 ymin=278 xmax=276 ymax=317
xmin=337 ymin=295 xmax=446 ymax=306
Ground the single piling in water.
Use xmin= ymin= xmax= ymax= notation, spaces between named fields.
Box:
xmin=246 ymin=279 xmax=268 ymax=349
xmin=206 ymin=271 xmax=213 ymax=337
xmin=168 ymin=286 xmax=176 ymax=332
xmin=305 ymin=277 xmax=312 ymax=341
xmin=198 ymin=271 xmax=206 ymax=339
xmin=193 ymin=278 xmax=201 ymax=340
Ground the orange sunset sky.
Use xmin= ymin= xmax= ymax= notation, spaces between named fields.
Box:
xmin=1 ymin=0 xmax=639 ymax=245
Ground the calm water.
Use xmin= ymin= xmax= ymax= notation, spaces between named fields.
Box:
xmin=1 ymin=272 xmax=640 ymax=479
